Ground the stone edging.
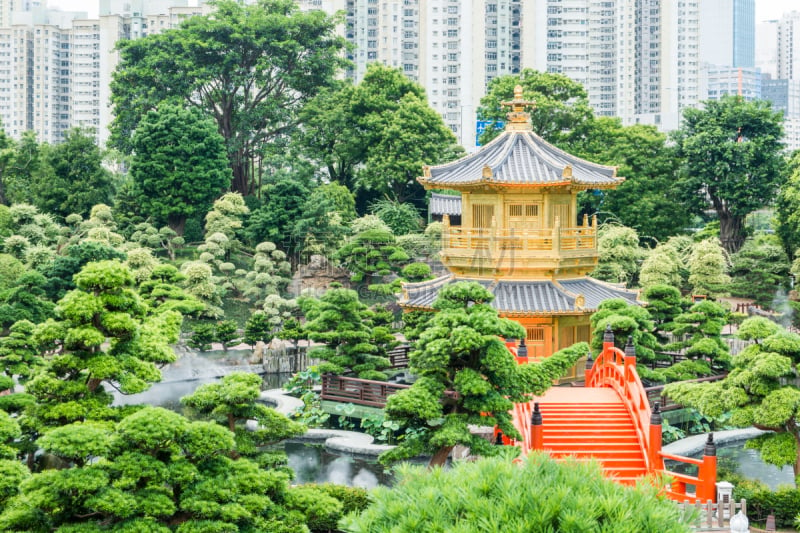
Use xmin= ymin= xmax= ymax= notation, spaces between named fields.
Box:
xmin=662 ymin=427 xmax=768 ymax=457
xmin=259 ymin=389 xmax=396 ymax=457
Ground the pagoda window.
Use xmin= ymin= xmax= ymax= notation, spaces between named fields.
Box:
xmin=507 ymin=202 xmax=541 ymax=231
xmin=472 ymin=204 xmax=494 ymax=229
xmin=526 ymin=326 xmax=545 ymax=343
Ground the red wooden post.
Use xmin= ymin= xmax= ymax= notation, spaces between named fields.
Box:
xmin=697 ymin=434 xmax=718 ymax=502
xmin=648 ymin=402 xmax=663 ymax=471
xmin=531 ymin=402 xmax=543 ymax=451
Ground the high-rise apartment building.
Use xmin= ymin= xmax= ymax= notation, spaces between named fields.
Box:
xmin=777 ymin=11 xmax=800 ymax=80
xmin=330 ymin=0 xmax=522 ymax=149
xmin=0 ymin=0 xmax=209 ymax=145
xmin=756 ymin=19 xmax=778 ymax=78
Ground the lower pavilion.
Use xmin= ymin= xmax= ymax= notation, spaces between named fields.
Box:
xmin=400 ymin=86 xmax=639 ymax=381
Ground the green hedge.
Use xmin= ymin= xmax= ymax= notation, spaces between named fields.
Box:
xmin=733 ymin=479 xmax=800 ymax=528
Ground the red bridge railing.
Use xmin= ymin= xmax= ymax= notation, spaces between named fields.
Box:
xmin=585 ymin=326 xmax=718 ymax=502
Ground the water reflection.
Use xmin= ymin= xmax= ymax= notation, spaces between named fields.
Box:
xmin=285 ymin=442 xmax=393 ymax=489
xmin=668 ymin=441 xmax=796 ymax=490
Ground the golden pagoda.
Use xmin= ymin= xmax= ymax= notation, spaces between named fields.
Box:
xmin=401 ymin=86 xmax=638 ymax=381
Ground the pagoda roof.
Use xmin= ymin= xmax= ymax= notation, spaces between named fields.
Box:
xmin=429 ymin=193 xmax=462 ymax=216
xmin=419 ymin=131 xmax=621 ymax=189
xmin=400 ymin=275 xmax=638 ymax=315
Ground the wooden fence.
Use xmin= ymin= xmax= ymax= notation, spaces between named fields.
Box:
xmin=259 ymin=344 xmax=410 ymax=374
xmin=645 ymin=374 xmax=727 ymax=412
xmin=676 ymin=499 xmax=747 ymax=531
xmin=320 ymin=374 xmax=410 ymax=408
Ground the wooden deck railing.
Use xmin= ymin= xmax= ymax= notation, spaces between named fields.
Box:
xmin=320 ymin=374 xmax=410 ymax=408
xmin=644 ymin=374 xmax=727 ymax=412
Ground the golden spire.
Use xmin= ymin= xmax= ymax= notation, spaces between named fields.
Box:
xmin=501 ymin=85 xmax=536 ymax=131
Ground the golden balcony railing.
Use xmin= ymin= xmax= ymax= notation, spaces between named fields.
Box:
xmin=442 ymin=225 xmax=596 ymax=255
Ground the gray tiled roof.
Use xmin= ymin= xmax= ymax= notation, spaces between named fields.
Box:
xmin=400 ymin=276 xmax=638 ymax=314
xmin=559 ymin=278 xmax=639 ymax=309
xmin=429 ymin=193 xmax=462 ymax=216
xmin=492 ymin=281 xmax=574 ymax=313
xmin=422 ymin=131 xmax=620 ymax=187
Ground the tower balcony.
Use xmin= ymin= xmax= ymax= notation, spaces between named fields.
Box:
xmin=440 ymin=223 xmax=598 ymax=278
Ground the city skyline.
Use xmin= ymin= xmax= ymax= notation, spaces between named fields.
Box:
xmin=44 ymin=0 xmax=800 ymax=24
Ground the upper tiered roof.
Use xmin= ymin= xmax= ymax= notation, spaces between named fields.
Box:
xmin=418 ymin=85 xmax=622 ymax=190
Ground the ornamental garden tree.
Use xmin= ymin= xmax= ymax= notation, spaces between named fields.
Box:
xmin=0 ymin=406 xmax=325 ymax=532
xmin=381 ymin=282 xmax=585 ymax=467
xmin=181 ymin=372 xmax=305 ymax=462
xmin=666 ymin=318 xmax=800 ymax=475
xmin=341 ymin=455 xmax=693 ymax=533
xmin=301 ymin=286 xmax=396 ymax=380
xmin=18 ymin=260 xmax=182 ymax=456
xmin=589 ymin=298 xmax=660 ymax=364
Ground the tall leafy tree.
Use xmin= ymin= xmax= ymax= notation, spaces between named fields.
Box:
xmin=0 ymin=130 xmax=15 ymax=206
xmin=574 ymin=119 xmax=688 ymax=242
xmin=30 ymin=129 xmax=115 ymax=219
xmin=382 ymin=282 xmax=584 ymax=467
xmin=775 ymin=152 xmax=800 ymax=257
xmin=245 ymin=178 xmax=310 ymax=250
xmin=477 ymin=68 xmax=594 ymax=145
xmin=296 ymin=64 xmax=462 ymax=206
xmin=129 ymin=103 xmax=232 ymax=234
xmin=672 ymin=96 xmax=786 ymax=253
xmin=110 ymin=0 xmax=348 ymax=195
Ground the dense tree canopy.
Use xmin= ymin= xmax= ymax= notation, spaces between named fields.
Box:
xmin=296 ymin=64 xmax=462 ymax=207
xmin=129 ymin=104 xmax=232 ymax=234
xmin=574 ymin=119 xmax=689 ymax=242
xmin=477 ymin=68 xmax=593 ymax=146
xmin=111 ymin=0 xmax=348 ymax=195
xmin=30 ymin=129 xmax=115 ymax=219
xmin=672 ymin=96 xmax=786 ymax=253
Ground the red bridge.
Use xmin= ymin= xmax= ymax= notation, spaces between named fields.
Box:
xmin=498 ymin=328 xmax=718 ymax=503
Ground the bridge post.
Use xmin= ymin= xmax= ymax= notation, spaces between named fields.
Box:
xmin=697 ymin=433 xmax=717 ymax=502
xmin=648 ymin=402 xmax=663 ymax=471
xmin=531 ymin=402 xmax=543 ymax=451
xmin=584 ymin=351 xmax=594 ymax=386
xmin=517 ymin=339 xmax=528 ymax=364
xmin=602 ymin=324 xmax=614 ymax=358
xmin=624 ymin=336 xmax=636 ymax=378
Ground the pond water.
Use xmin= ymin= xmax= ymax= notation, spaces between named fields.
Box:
xmin=712 ymin=442 xmax=795 ymax=489
xmin=667 ymin=440 xmax=796 ymax=490
xmin=111 ymin=347 xmax=292 ymax=409
xmin=285 ymin=442 xmax=394 ymax=489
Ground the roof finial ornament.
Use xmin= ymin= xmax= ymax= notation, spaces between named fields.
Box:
xmin=501 ymin=84 xmax=536 ymax=132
